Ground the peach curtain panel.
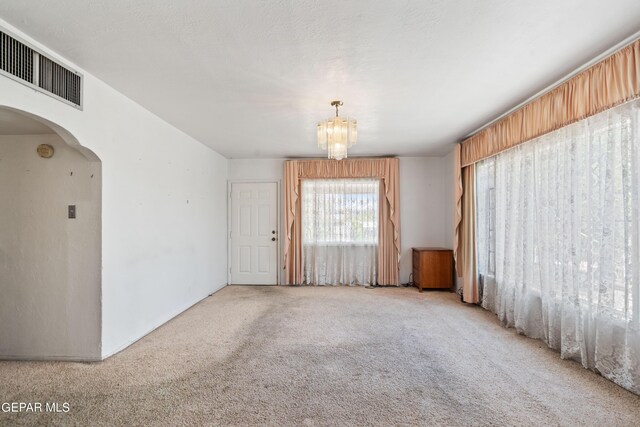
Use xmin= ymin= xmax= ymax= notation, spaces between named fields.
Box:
xmin=452 ymin=145 xmax=463 ymax=276
xmin=461 ymin=39 xmax=640 ymax=167
xmin=452 ymin=147 xmax=480 ymax=303
xmin=284 ymin=158 xmax=401 ymax=285
xmin=283 ymin=161 xmax=304 ymax=284
xmin=457 ymin=164 xmax=479 ymax=304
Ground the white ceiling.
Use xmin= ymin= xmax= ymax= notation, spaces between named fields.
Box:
xmin=0 ymin=108 xmax=54 ymax=135
xmin=1 ymin=1 xmax=640 ymax=158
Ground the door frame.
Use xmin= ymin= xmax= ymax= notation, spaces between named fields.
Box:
xmin=227 ymin=179 xmax=281 ymax=286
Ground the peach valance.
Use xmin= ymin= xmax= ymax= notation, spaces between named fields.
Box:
xmin=461 ymin=39 xmax=640 ymax=167
xmin=284 ymin=158 xmax=400 ymax=285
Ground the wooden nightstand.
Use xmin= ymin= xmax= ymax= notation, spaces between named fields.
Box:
xmin=412 ymin=247 xmax=454 ymax=292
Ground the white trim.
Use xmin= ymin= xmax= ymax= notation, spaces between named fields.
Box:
xmin=227 ymin=179 xmax=282 ymax=286
xmin=227 ymin=180 xmax=232 ymax=285
xmin=0 ymin=355 xmax=102 ymax=362
xmin=464 ymin=30 xmax=640 ymax=139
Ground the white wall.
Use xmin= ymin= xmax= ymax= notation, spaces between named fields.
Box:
xmin=0 ymin=19 xmax=229 ymax=359
xmin=0 ymin=134 xmax=101 ymax=359
xmin=228 ymin=157 xmax=451 ymax=285
xmin=398 ymin=157 xmax=450 ymax=284
xmin=227 ymin=159 xmax=283 ymax=182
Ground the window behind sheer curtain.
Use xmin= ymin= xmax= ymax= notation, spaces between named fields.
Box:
xmin=475 ymin=98 xmax=640 ymax=394
xmin=302 ymin=179 xmax=379 ymax=285
xmin=475 ymin=158 xmax=496 ymax=277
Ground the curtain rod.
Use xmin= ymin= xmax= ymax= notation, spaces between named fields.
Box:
xmin=462 ymin=29 xmax=640 ymax=141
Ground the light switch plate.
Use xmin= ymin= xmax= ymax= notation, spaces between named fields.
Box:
xmin=68 ymin=205 xmax=76 ymax=219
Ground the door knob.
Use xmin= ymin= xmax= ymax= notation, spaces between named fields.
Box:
xmin=271 ymin=237 xmax=277 ymax=241
xmin=272 ymin=230 xmax=276 ymax=234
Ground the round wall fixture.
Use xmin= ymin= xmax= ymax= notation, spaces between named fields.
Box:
xmin=37 ymin=144 xmax=54 ymax=158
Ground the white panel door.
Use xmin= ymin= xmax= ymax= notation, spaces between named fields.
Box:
xmin=230 ymin=182 xmax=278 ymax=284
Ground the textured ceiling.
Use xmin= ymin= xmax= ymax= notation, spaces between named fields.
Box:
xmin=0 ymin=108 xmax=54 ymax=135
xmin=1 ymin=1 xmax=640 ymax=158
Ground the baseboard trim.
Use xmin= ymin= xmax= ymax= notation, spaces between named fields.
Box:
xmin=0 ymin=354 xmax=102 ymax=362
xmin=100 ymin=284 xmax=228 ymax=360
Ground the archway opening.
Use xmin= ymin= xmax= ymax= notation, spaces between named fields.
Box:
xmin=0 ymin=107 xmax=102 ymax=360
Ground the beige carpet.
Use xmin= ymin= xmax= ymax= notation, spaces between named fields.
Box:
xmin=1 ymin=286 xmax=639 ymax=426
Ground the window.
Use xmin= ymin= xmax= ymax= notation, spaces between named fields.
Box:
xmin=475 ymin=157 xmax=496 ymax=277
xmin=302 ymin=179 xmax=379 ymax=285
xmin=476 ymin=103 xmax=640 ymax=319
xmin=302 ymin=179 xmax=378 ymax=245
xmin=475 ymin=98 xmax=640 ymax=394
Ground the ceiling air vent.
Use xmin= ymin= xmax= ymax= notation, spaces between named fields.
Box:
xmin=0 ymin=29 xmax=82 ymax=108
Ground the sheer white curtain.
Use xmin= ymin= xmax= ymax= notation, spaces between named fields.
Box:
xmin=302 ymin=179 xmax=379 ymax=285
xmin=476 ymin=98 xmax=640 ymax=394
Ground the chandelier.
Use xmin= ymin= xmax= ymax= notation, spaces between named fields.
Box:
xmin=317 ymin=100 xmax=357 ymax=160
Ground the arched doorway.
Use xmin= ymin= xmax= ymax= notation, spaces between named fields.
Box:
xmin=0 ymin=107 xmax=102 ymax=360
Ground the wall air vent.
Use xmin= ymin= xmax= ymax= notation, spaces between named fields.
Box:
xmin=0 ymin=29 xmax=82 ymax=109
